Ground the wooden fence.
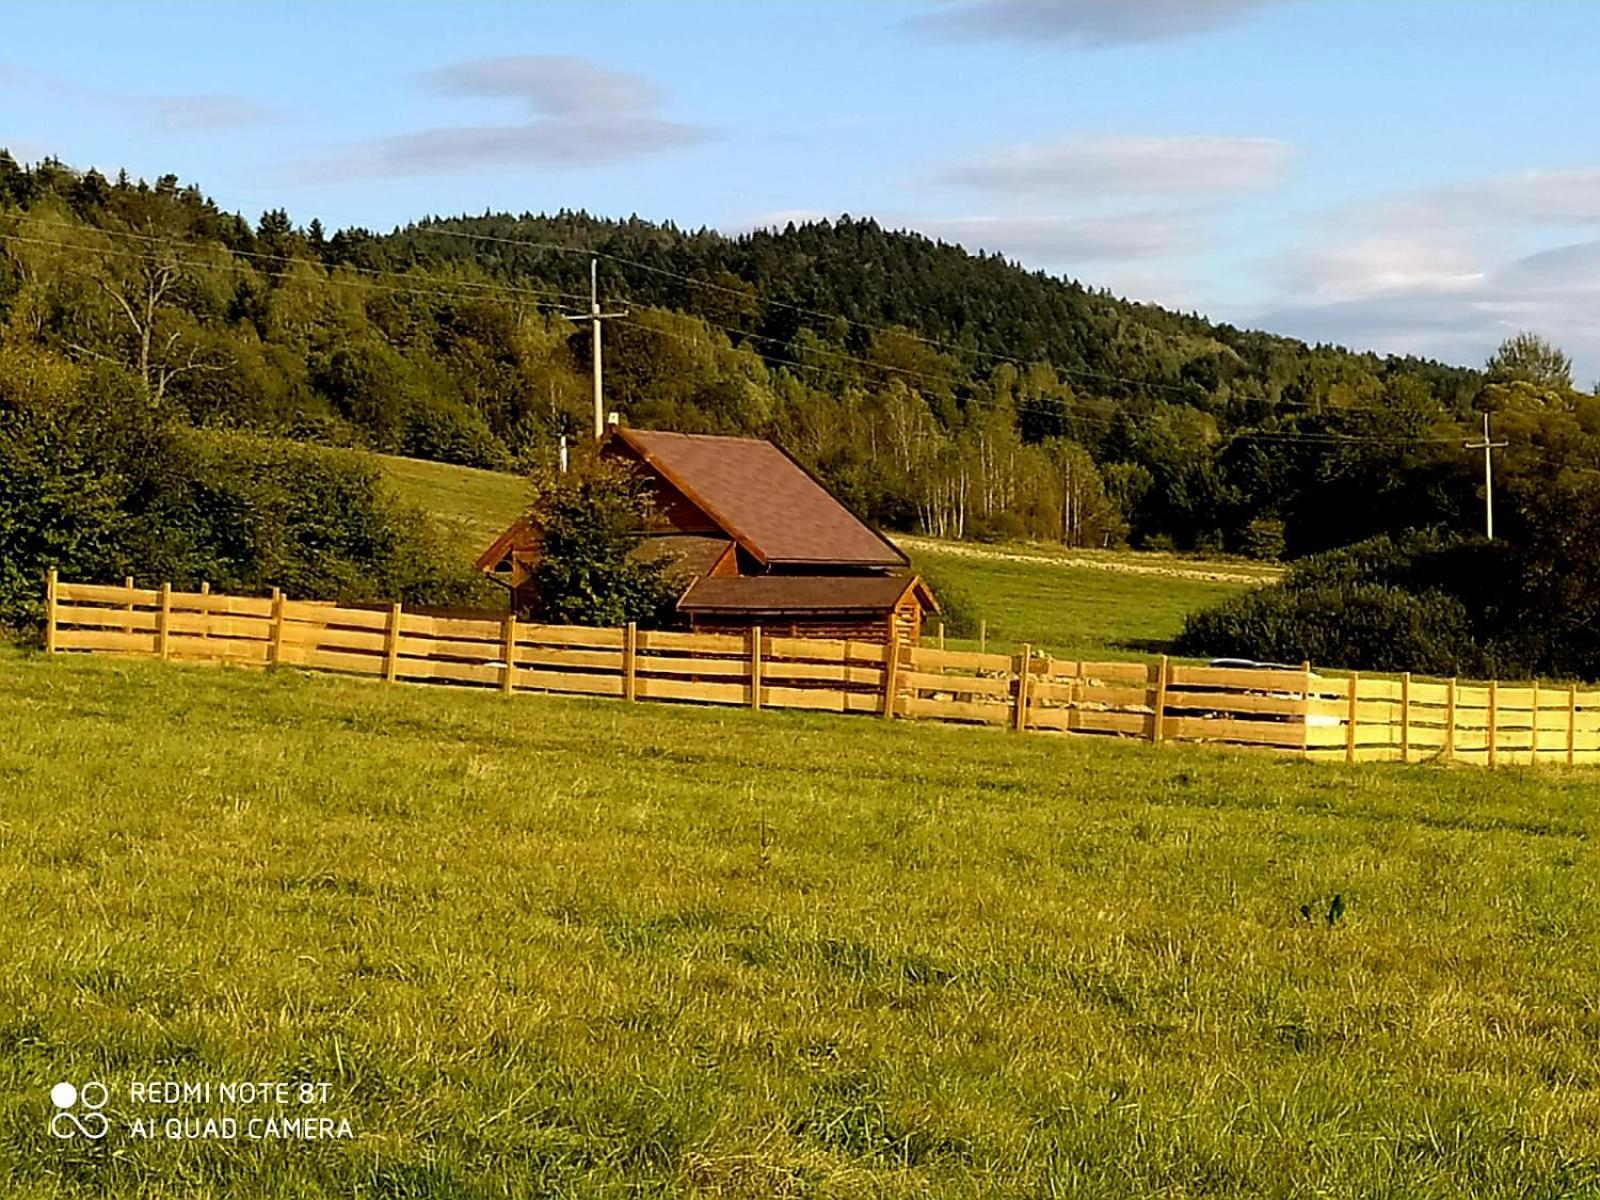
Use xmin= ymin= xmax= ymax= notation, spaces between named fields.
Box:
xmin=40 ymin=573 xmax=1600 ymax=767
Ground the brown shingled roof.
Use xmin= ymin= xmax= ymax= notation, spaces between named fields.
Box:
xmin=678 ymin=574 xmax=935 ymax=615
xmin=609 ymin=428 xmax=906 ymax=568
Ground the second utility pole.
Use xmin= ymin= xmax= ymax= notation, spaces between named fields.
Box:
xmin=1464 ymin=411 xmax=1508 ymax=539
xmin=563 ymin=257 xmax=628 ymax=441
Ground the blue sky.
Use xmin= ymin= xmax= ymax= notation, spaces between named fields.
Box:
xmin=7 ymin=0 xmax=1600 ymax=378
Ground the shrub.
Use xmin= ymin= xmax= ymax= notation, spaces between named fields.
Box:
xmin=915 ymin=563 xmax=979 ymax=638
xmin=527 ymin=461 xmax=680 ymax=627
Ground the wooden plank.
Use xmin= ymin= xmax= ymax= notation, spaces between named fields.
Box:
xmin=280 ymin=598 xmax=391 ymax=630
xmin=635 ymin=676 xmax=748 ymax=706
xmin=394 ymin=658 xmax=501 ymax=687
xmin=623 ymin=622 xmax=637 ymax=702
xmin=1164 ymin=715 xmax=1307 ymax=748
xmin=1402 ymin=680 xmax=1451 ymax=705
xmin=635 ymin=629 xmax=746 ymax=655
xmin=56 ymin=581 xmax=160 ymax=605
xmin=902 ymin=670 xmax=1012 ymax=698
xmin=635 ymin=654 xmax=747 ymax=680
xmin=168 ymin=638 xmax=271 ymax=667
xmin=902 ymin=696 xmax=1012 ymax=725
xmin=764 ymin=634 xmax=888 ymax=665
xmin=164 ymin=592 xmax=274 ymax=619
xmin=517 ymin=624 xmax=626 ymax=650
xmin=396 ymin=612 xmax=502 ymax=641
xmin=396 ymin=633 xmax=501 ymax=661
xmin=907 ymin=646 xmax=1013 ymax=673
xmin=1076 ymin=661 xmax=1151 ymax=685
xmin=56 ymin=606 xmax=162 ymax=633
xmin=761 ymin=685 xmax=879 ymax=714
xmin=1073 ymin=709 xmax=1154 ymax=737
xmin=508 ymin=645 xmax=624 ymax=673
xmin=166 ymin=612 xmax=270 ymax=640
xmin=284 ymin=645 xmax=387 ymax=676
xmin=512 ymin=667 xmax=625 ymax=698
xmin=55 ymin=627 xmax=158 ymax=654
xmin=282 ymin=624 xmax=388 ymax=655
xmin=759 ymin=660 xmax=884 ymax=687
xmin=1163 ymin=688 xmax=1304 ymax=717
xmin=1168 ymin=663 xmax=1309 ymax=691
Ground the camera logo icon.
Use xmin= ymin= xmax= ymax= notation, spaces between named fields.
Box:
xmin=49 ymin=1081 xmax=109 ymax=1140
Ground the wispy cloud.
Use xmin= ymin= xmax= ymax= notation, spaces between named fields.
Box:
xmin=296 ymin=54 xmax=715 ymax=180
xmin=0 ymin=61 xmax=270 ymax=134
xmin=938 ymin=134 xmax=1295 ymax=199
xmin=915 ymin=211 xmax=1203 ymax=261
xmin=905 ymin=0 xmax=1284 ymax=46
xmin=142 ymin=94 xmax=273 ymax=134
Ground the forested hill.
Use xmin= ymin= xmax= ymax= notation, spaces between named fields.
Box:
xmin=9 ymin=152 xmax=1584 ymax=567
xmin=362 ymin=210 xmax=1480 ymax=411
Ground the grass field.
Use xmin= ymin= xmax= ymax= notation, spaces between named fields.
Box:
xmin=375 ymin=453 xmax=1262 ymax=659
xmin=5 ymin=647 xmax=1600 ymax=1197
xmin=376 ymin=453 xmax=530 ymax=548
xmin=906 ymin=542 xmax=1261 ymax=659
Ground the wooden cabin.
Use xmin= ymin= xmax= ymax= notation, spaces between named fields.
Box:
xmin=477 ymin=428 xmax=937 ymax=644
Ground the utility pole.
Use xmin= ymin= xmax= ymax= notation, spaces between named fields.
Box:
xmin=1464 ymin=411 xmax=1508 ymax=539
xmin=562 ymin=257 xmax=627 ymax=441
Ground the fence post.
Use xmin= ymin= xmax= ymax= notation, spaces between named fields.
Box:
xmin=122 ymin=574 xmax=135 ymax=635
xmin=1345 ymin=671 xmax=1359 ymax=764
xmin=1150 ymin=655 xmax=1170 ymax=745
xmin=44 ymin=568 xmax=59 ymax=654
xmin=1487 ymin=679 xmax=1499 ymax=769
xmin=1444 ymin=677 xmax=1457 ymax=762
xmin=623 ymin=622 xmax=637 ymax=702
xmin=978 ymin=619 xmax=986 ymax=654
xmin=750 ymin=624 xmax=763 ymax=711
xmin=198 ymin=580 xmax=211 ymax=649
xmin=1569 ymin=683 xmax=1579 ymax=767
xmin=1530 ymin=679 xmax=1540 ymax=766
xmin=1013 ymin=644 xmax=1032 ymax=732
xmin=268 ymin=588 xmax=285 ymax=667
xmin=938 ymin=620 xmax=945 ymax=651
xmin=881 ymin=616 xmax=901 ymax=721
xmin=383 ymin=601 xmax=402 ymax=684
xmin=500 ymin=612 xmax=517 ymax=696
xmin=1400 ymin=672 xmax=1411 ymax=764
xmin=158 ymin=582 xmax=172 ymax=662
xmin=1300 ymin=661 xmax=1313 ymax=758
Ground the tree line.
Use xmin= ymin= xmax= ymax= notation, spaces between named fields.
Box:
xmin=3 ymin=151 xmax=1596 ymax=578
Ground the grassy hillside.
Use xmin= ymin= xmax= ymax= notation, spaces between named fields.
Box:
xmin=376 ymin=452 xmax=529 ymax=548
xmin=376 ymin=452 xmax=1264 ymax=659
xmin=4 ymin=649 xmax=1599 ymax=1197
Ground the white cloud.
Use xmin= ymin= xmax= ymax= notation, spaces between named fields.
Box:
xmin=1258 ymin=169 xmax=1600 ymax=376
xmin=939 ymin=134 xmax=1295 ymax=199
xmin=294 ymin=54 xmax=714 ymax=180
xmin=906 ymin=0 xmax=1284 ymax=46
xmin=426 ymin=55 xmax=664 ymax=117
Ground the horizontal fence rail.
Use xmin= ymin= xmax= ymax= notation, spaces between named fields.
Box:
xmin=40 ymin=573 xmax=1600 ymax=768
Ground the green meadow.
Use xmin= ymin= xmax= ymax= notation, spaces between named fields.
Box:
xmin=4 ymin=647 xmax=1600 ymax=1198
